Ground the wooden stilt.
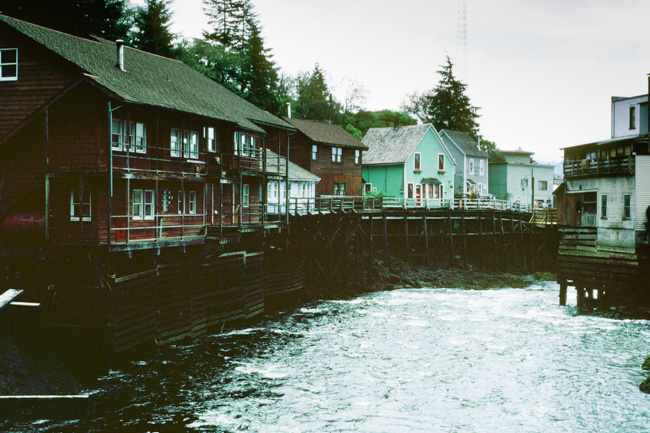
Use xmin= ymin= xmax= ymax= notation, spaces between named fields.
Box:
xmin=448 ymin=212 xmax=455 ymax=267
xmin=492 ymin=213 xmax=498 ymax=269
xmin=519 ymin=216 xmax=527 ymax=272
xmin=500 ymin=214 xmax=510 ymax=272
xmin=383 ymin=215 xmax=389 ymax=262
xmin=478 ymin=213 xmax=485 ymax=270
xmin=404 ymin=215 xmax=410 ymax=262
xmin=559 ymin=282 xmax=567 ymax=306
xmin=510 ymin=216 xmax=517 ymax=269
xmin=423 ymin=216 xmax=430 ymax=266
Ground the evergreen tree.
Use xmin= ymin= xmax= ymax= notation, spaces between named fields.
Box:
xmin=406 ymin=56 xmax=480 ymax=139
xmin=241 ymin=23 xmax=280 ymax=113
xmin=346 ymin=110 xmax=418 ymax=137
xmin=130 ymin=0 xmax=176 ymax=57
xmin=203 ymin=0 xmax=245 ymax=48
xmin=0 ymin=0 xmax=129 ymax=40
xmin=294 ymin=64 xmax=339 ymax=121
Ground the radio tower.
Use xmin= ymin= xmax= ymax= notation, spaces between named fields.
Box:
xmin=456 ymin=0 xmax=468 ymax=84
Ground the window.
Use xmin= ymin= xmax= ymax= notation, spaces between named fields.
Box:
xmin=70 ymin=189 xmax=91 ymax=221
xmin=438 ymin=154 xmax=445 ymax=172
xmin=332 ymin=147 xmax=342 ymax=163
xmin=539 ymin=180 xmax=548 ymax=191
xmin=521 ymin=178 xmax=529 ymax=188
xmin=112 ymin=120 xmax=145 ymax=153
xmin=171 ymin=128 xmax=181 ymax=157
xmin=469 ymin=159 xmax=474 ymax=175
xmin=184 ymin=130 xmax=199 ymax=159
xmin=312 ymin=144 xmax=318 ymax=161
xmin=0 ymin=48 xmax=18 ymax=81
xmin=334 ymin=183 xmax=339 ymax=196
xmin=301 ymin=182 xmax=309 ymax=198
xmin=189 ymin=191 xmax=197 ymax=214
xmin=133 ymin=189 xmax=142 ymax=219
xmin=355 ymin=149 xmax=361 ymax=165
xmin=206 ymin=127 xmax=216 ymax=153
xmin=601 ymin=194 xmax=608 ymax=219
xmin=624 ymin=194 xmax=631 ymax=219
xmin=178 ymin=190 xmax=183 ymax=214
xmin=407 ymin=182 xmax=414 ymax=199
xmin=268 ymin=181 xmax=279 ymax=201
xmin=233 ymin=132 xmax=239 ymax=155
xmin=339 ymin=183 xmax=345 ymax=196
xmin=479 ymin=159 xmax=485 ymax=175
xmin=242 ymin=184 xmax=250 ymax=205
xmin=364 ymin=183 xmax=372 ymax=194
xmin=133 ymin=189 xmax=154 ymax=220
xmin=630 ymin=106 xmax=636 ymax=130
xmin=414 ymin=152 xmax=421 ymax=171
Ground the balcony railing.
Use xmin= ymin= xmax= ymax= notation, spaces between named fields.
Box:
xmin=563 ymin=155 xmax=634 ymax=178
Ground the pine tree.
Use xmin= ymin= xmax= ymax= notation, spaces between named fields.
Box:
xmin=294 ymin=64 xmax=338 ymax=121
xmin=203 ymin=0 xmax=245 ymax=49
xmin=241 ymin=23 xmax=279 ymax=113
xmin=130 ymin=0 xmax=176 ymax=57
xmin=406 ymin=56 xmax=480 ymax=139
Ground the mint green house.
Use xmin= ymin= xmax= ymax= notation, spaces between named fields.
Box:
xmin=361 ymin=124 xmax=456 ymax=205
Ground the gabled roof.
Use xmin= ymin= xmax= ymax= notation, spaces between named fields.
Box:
xmin=362 ymin=124 xmax=456 ymax=165
xmin=440 ymin=129 xmax=487 ymax=158
xmin=282 ymin=117 xmax=368 ymax=150
xmin=266 ymin=149 xmax=320 ymax=182
xmin=0 ymin=14 xmax=292 ymax=134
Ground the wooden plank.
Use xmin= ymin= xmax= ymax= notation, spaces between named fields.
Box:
xmin=0 ymin=289 xmax=23 ymax=312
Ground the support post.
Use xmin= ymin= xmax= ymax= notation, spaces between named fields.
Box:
xmin=423 ymin=216 xmax=430 ymax=266
xmin=448 ymin=211 xmax=455 ymax=266
xmin=559 ymin=282 xmax=567 ymax=306
xmin=404 ymin=215 xmax=410 ymax=262
xmin=383 ymin=214 xmax=388 ymax=262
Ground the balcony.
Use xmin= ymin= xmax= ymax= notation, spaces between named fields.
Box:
xmin=563 ymin=155 xmax=634 ymax=178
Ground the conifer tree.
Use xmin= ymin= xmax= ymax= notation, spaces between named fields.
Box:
xmin=130 ymin=0 xmax=176 ymax=58
xmin=294 ymin=64 xmax=338 ymax=121
xmin=406 ymin=55 xmax=480 ymax=139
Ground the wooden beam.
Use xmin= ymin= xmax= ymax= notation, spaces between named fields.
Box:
xmin=0 ymin=289 xmax=23 ymax=312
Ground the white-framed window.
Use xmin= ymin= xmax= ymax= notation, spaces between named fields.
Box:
xmin=624 ymin=194 xmax=631 ymax=219
xmin=112 ymin=120 xmax=145 ymax=153
xmin=539 ymin=180 xmax=548 ymax=191
xmin=133 ymin=189 xmax=154 ymax=220
xmin=171 ymin=128 xmax=181 ymax=157
xmin=248 ymin=136 xmax=256 ymax=158
xmin=189 ymin=190 xmax=197 ymax=214
xmin=469 ymin=159 xmax=474 ymax=175
xmin=242 ymin=184 xmax=250 ymax=206
xmin=268 ymin=181 xmax=279 ymax=202
xmin=133 ymin=189 xmax=143 ymax=219
xmin=184 ymin=130 xmax=199 ymax=159
xmin=414 ymin=152 xmax=421 ymax=171
xmin=355 ymin=149 xmax=361 ymax=165
xmin=206 ymin=127 xmax=216 ymax=153
xmin=70 ymin=188 xmax=91 ymax=221
xmin=300 ymin=182 xmax=309 ymax=198
xmin=0 ymin=48 xmax=18 ymax=81
xmin=332 ymin=147 xmax=342 ymax=163
xmin=438 ymin=153 xmax=445 ymax=171
xmin=178 ymin=190 xmax=183 ymax=214
xmin=407 ymin=182 xmax=414 ymax=199
xmin=312 ymin=144 xmax=318 ymax=161
xmin=339 ymin=183 xmax=346 ymax=196
xmin=479 ymin=159 xmax=485 ymax=175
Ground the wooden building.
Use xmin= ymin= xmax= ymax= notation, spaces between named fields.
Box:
xmin=556 ymin=88 xmax=650 ymax=308
xmin=0 ymin=15 xmax=302 ymax=354
xmin=275 ymin=117 xmax=368 ymax=196
xmin=0 ymin=14 xmax=293 ymax=249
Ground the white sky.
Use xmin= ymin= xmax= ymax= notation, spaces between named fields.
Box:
xmin=141 ymin=0 xmax=650 ymax=163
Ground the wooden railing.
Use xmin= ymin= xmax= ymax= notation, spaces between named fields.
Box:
xmin=563 ymin=155 xmax=634 ymax=178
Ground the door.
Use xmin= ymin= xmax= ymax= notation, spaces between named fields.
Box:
xmin=415 ymin=184 xmax=422 ymax=206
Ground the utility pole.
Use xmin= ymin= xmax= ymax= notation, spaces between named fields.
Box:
xmin=531 ymin=167 xmax=535 ymax=210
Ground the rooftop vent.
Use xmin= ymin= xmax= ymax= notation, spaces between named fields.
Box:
xmin=116 ymin=40 xmax=125 ymax=71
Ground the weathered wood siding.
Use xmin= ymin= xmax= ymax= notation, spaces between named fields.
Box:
xmin=0 ymin=26 xmax=78 ymax=140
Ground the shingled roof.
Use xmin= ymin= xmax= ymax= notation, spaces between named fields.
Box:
xmin=440 ymin=129 xmax=487 ymax=158
xmin=265 ymin=149 xmax=320 ymax=182
xmin=362 ymin=124 xmax=435 ymax=165
xmin=282 ymin=118 xmax=368 ymax=150
xmin=0 ymin=14 xmax=292 ymax=134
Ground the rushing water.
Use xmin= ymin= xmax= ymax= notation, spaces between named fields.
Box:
xmin=5 ymin=282 xmax=650 ymax=432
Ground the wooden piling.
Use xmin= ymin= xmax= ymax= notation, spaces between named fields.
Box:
xmin=559 ymin=282 xmax=567 ymax=306
xmin=404 ymin=215 xmax=410 ymax=262
xmin=423 ymin=216 xmax=430 ymax=266
xmin=448 ymin=212 xmax=455 ymax=266
xmin=383 ymin=215 xmax=388 ymax=262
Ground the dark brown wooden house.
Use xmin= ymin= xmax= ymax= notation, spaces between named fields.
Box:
xmin=276 ymin=117 xmax=368 ymax=196
xmin=0 ymin=14 xmax=293 ymax=250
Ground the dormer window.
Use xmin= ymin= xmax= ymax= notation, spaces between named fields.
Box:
xmin=0 ymin=49 xmax=18 ymax=81
xmin=629 ymin=106 xmax=636 ymax=130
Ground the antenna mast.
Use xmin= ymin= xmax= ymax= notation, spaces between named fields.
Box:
xmin=456 ymin=0 xmax=468 ymax=84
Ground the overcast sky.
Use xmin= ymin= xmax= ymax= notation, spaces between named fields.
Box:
xmin=151 ymin=0 xmax=650 ymax=163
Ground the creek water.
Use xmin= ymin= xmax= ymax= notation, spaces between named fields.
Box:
xmin=5 ymin=282 xmax=650 ymax=432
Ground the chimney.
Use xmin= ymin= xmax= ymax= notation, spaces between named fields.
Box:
xmin=286 ymin=102 xmax=292 ymax=118
xmin=116 ymin=40 xmax=125 ymax=71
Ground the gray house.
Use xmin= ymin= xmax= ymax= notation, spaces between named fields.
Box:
xmin=440 ymin=130 xmax=489 ymax=197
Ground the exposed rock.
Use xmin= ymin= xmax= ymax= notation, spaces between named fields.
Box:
xmin=640 ymin=376 xmax=650 ymax=394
